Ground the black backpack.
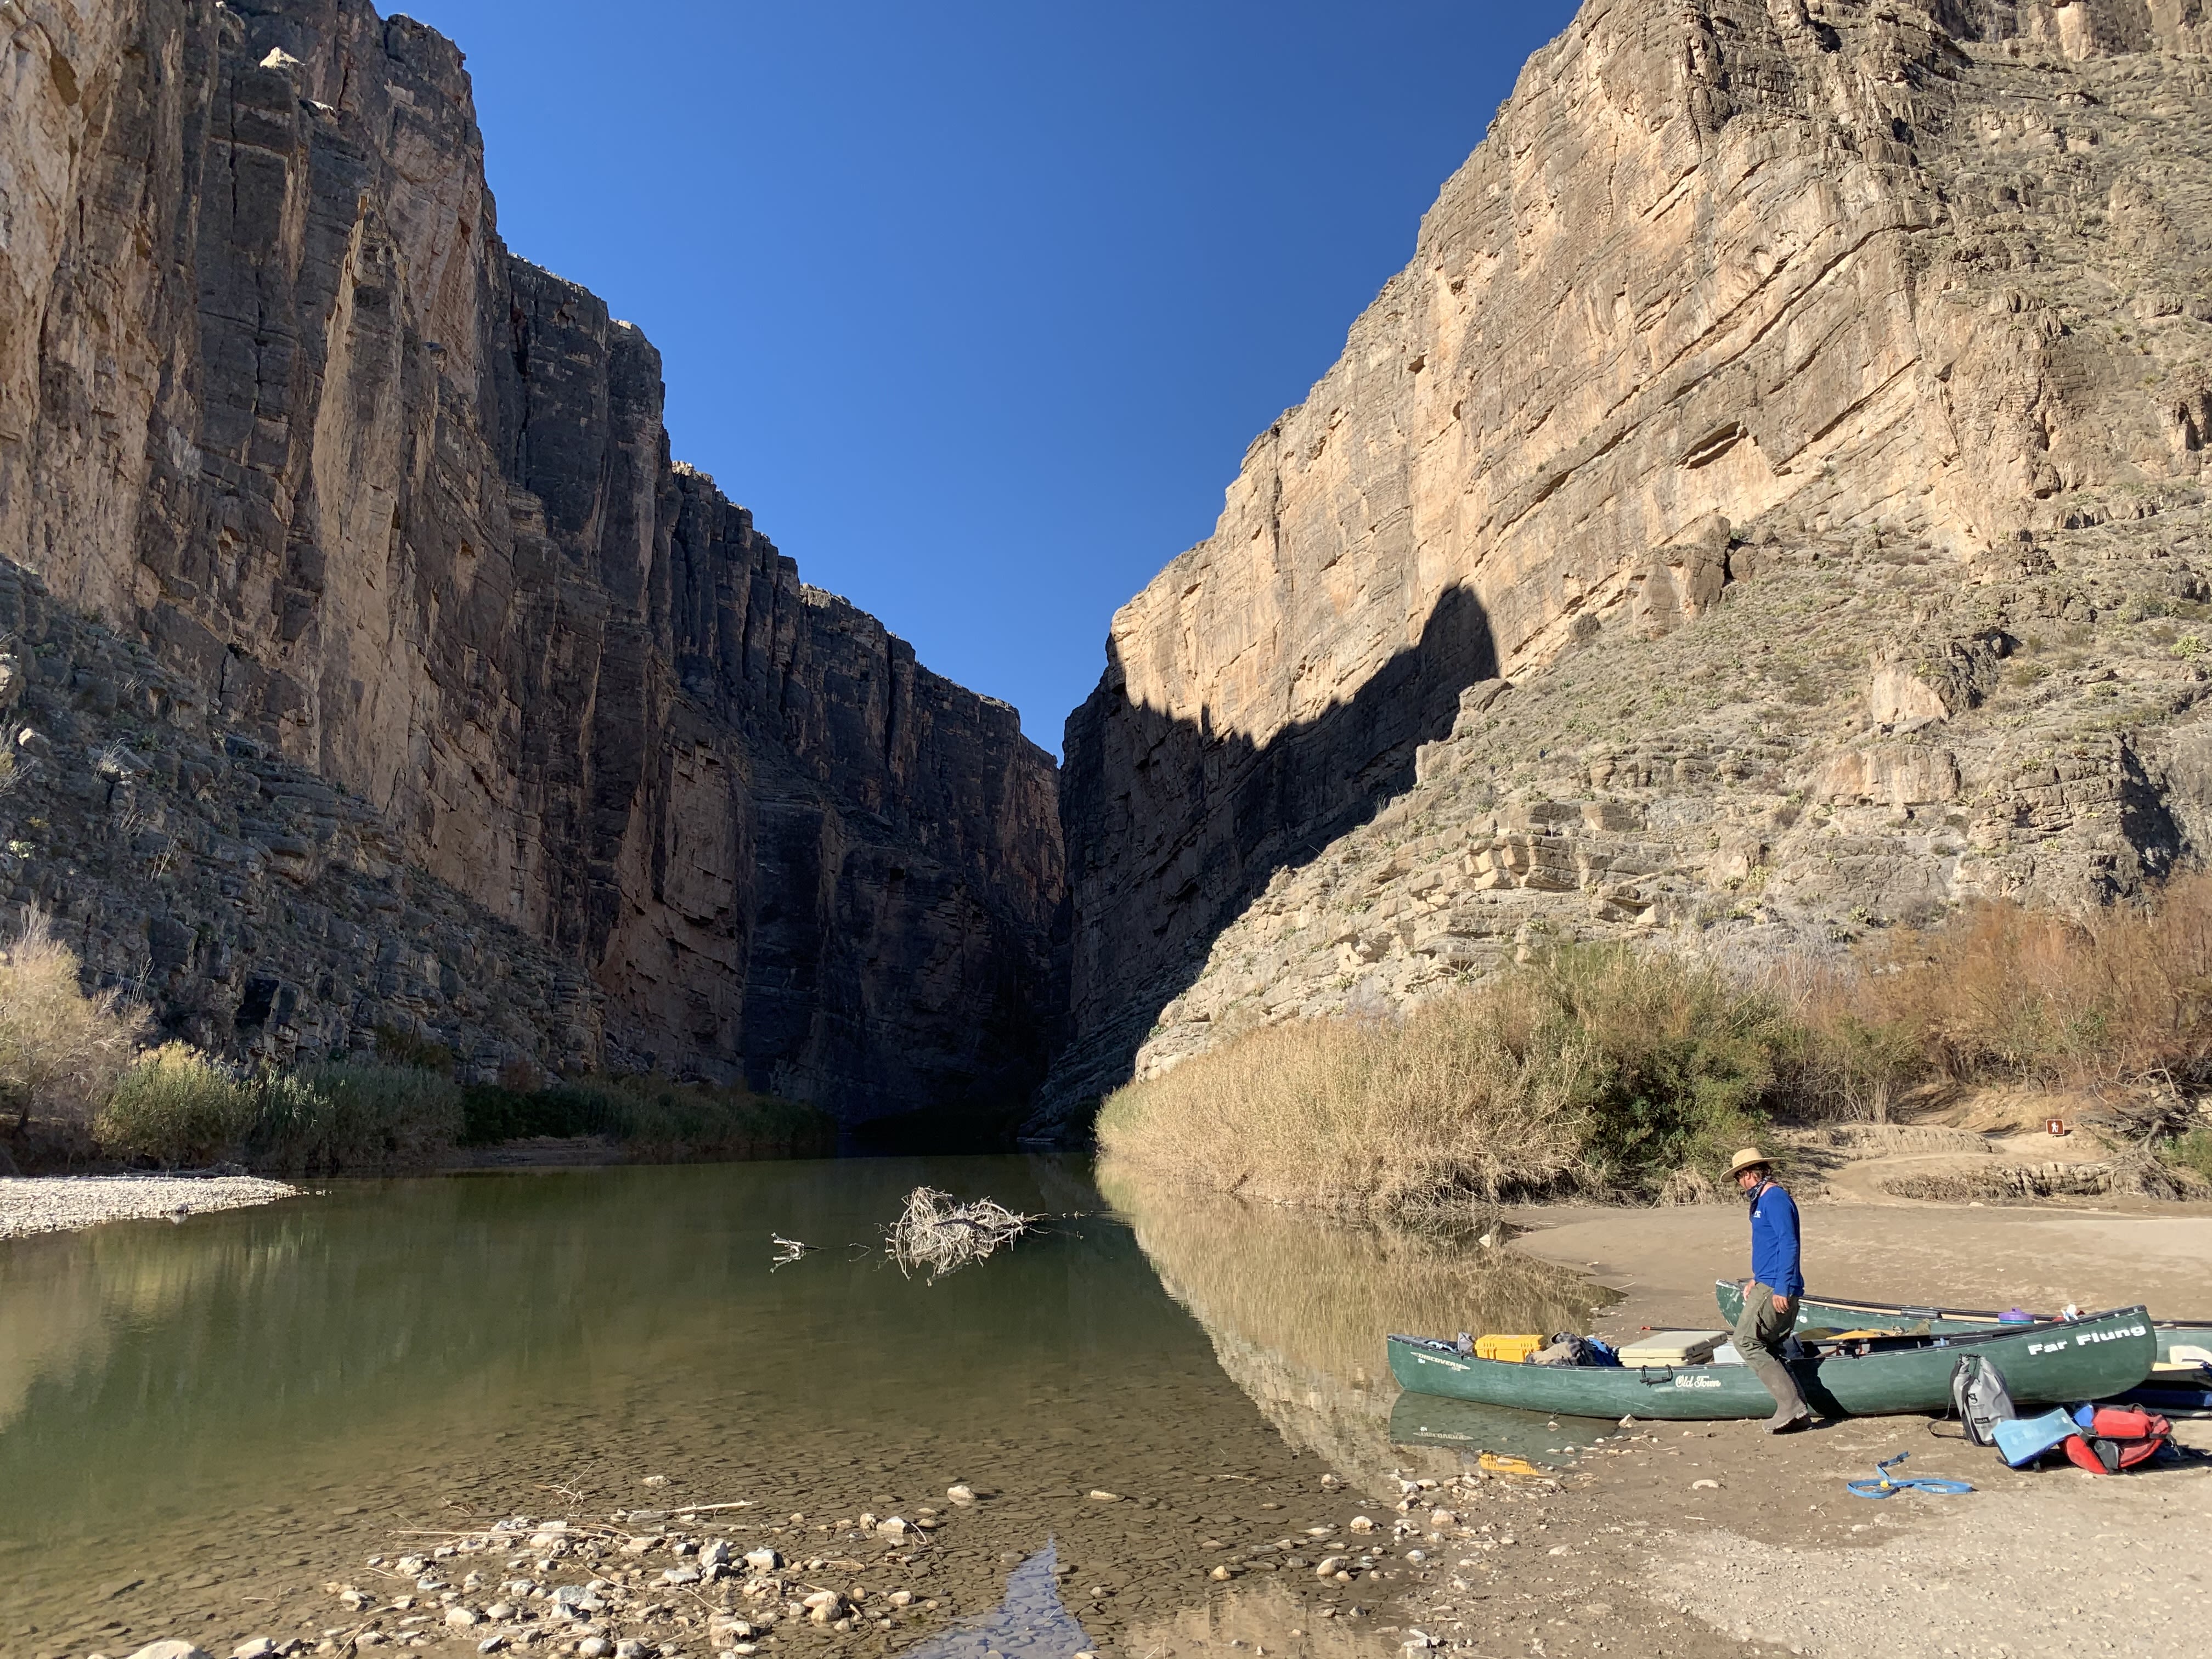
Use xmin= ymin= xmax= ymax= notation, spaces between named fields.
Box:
xmin=1949 ymin=1352 xmax=2018 ymax=1446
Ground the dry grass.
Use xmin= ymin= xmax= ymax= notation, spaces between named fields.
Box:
xmin=0 ymin=907 xmax=146 ymax=1140
xmin=1770 ymin=875 xmax=2212 ymax=1130
xmin=1854 ymin=876 xmax=2212 ymax=1089
xmin=1099 ymin=880 xmax=2212 ymax=1214
xmin=1096 ymin=944 xmax=1780 ymax=1213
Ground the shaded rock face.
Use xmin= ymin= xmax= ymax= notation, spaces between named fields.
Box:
xmin=0 ymin=0 xmax=1061 ymax=1120
xmin=1047 ymin=0 xmax=2212 ymax=1120
xmin=0 ymin=561 xmax=606 ymax=1073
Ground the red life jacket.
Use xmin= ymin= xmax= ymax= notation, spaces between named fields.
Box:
xmin=2061 ymin=1406 xmax=2173 ymax=1474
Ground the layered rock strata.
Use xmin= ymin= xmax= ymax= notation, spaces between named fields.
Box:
xmin=1 ymin=0 xmax=1061 ymax=1115
xmin=1126 ymin=504 xmax=2212 ymax=1084
xmin=0 ymin=558 xmax=604 ymax=1074
xmin=1048 ymin=0 xmax=2212 ymax=1120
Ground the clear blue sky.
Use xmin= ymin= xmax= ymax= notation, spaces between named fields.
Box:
xmin=398 ymin=1 xmax=1578 ymax=754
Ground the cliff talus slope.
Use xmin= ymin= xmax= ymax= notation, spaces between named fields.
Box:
xmin=1051 ymin=0 xmax=2212 ymax=1116
xmin=0 ymin=0 xmax=1060 ymax=1118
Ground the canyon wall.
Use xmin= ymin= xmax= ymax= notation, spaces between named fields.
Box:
xmin=1047 ymin=0 xmax=2212 ymax=1119
xmin=0 ymin=0 xmax=1061 ymax=1120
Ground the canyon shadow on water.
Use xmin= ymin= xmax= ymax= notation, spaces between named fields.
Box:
xmin=0 ymin=1156 xmax=1608 ymax=1657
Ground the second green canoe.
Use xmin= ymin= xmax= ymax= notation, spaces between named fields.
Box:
xmin=1389 ymin=1306 xmax=2157 ymax=1421
xmin=1712 ymin=1280 xmax=2212 ymax=1369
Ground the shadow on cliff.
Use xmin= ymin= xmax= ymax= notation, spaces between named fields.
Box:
xmin=1042 ymin=583 xmax=1499 ymax=1129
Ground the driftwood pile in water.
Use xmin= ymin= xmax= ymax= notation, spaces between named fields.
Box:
xmin=883 ymin=1187 xmax=1038 ymax=1280
xmin=768 ymin=1186 xmax=1042 ymax=1278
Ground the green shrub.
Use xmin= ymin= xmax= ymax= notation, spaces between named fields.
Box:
xmin=2162 ymin=1126 xmax=2212 ymax=1184
xmin=255 ymin=1062 xmax=463 ymax=1175
xmin=460 ymin=1073 xmax=833 ymax=1159
xmin=98 ymin=1053 xmax=463 ymax=1173
xmin=1539 ymin=945 xmax=1782 ymax=1195
xmin=459 ymin=1079 xmax=623 ymax=1143
xmin=95 ymin=1043 xmax=256 ymax=1167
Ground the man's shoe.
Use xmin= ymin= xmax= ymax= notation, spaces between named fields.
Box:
xmin=1765 ymin=1407 xmax=1813 ymax=1434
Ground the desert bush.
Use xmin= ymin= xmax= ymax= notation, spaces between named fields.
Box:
xmin=97 ymin=1054 xmax=462 ymax=1173
xmin=0 ymin=907 xmax=147 ymax=1135
xmin=2160 ymin=1126 xmax=2212 ymax=1184
xmin=1096 ymin=944 xmax=1776 ymax=1214
xmin=95 ymin=1042 xmax=256 ymax=1166
xmin=1100 ymin=880 xmax=2212 ymax=1214
xmin=258 ymin=1062 xmax=464 ymax=1175
xmin=1761 ymin=955 xmax=1927 ymax=1124
xmin=1781 ymin=876 xmax=2212 ymax=1098
xmin=459 ymin=1073 xmax=833 ymax=1160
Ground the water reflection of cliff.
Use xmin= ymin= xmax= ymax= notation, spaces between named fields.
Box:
xmin=1097 ymin=1161 xmax=1608 ymax=1486
xmin=0 ymin=1209 xmax=321 ymax=1435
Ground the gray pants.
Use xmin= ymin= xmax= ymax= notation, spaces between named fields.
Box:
xmin=1734 ymin=1281 xmax=1810 ymax=1420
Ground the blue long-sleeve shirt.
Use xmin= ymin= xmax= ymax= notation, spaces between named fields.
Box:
xmin=1749 ymin=1182 xmax=1803 ymax=1297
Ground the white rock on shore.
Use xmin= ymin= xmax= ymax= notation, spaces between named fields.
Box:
xmin=0 ymin=1174 xmax=300 ymax=1241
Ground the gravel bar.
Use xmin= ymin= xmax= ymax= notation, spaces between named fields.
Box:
xmin=0 ymin=1173 xmax=301 ymax=1240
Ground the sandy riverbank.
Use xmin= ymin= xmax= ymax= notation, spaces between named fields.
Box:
xmin=1368 ymin=1199 xmax=2212 ymax=1658
xmin=1508 ymin=1199 xmax=2212 ymax=1329
xmin=0 ymin=1173 xmax=301 ymax=1240
xmin=1133 ymin=1196 xmax=2212 ymax=1659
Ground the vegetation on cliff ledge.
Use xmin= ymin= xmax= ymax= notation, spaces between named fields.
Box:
xmin=1096 ymin=880 xmax=2212 ymax=1212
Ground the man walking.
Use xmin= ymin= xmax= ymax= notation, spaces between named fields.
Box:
xmin=1729 ymin=1147 xmax=1813 ymax=1434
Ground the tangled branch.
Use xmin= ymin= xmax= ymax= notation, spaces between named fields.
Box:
xmin=883 ymin=1186 xmax=1037 ymax=1280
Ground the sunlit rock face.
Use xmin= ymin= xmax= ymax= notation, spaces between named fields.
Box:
xmin=0 ymin=0 xmax=1061 ymax=1118
xmin=1046 ymin=0 xmax=2212 ymax=1121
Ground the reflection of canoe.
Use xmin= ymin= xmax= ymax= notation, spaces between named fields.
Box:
xmin=1385 ymin=1390 xmax=1591 ymax=1466
xmin=1387 ymin=1307 xmax=2158 ymax=1421
xmin=1712 ymin=1280 xmax=2212 ymax=1369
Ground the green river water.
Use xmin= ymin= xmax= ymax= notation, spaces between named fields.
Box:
xmin=0 ymin=1156 xmax=1606 ymax=1659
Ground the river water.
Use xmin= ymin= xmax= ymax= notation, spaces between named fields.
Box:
xmin=0 ymin=1156 xmax=1608 ymax=1659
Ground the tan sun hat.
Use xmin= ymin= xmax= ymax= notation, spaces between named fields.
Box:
xmin=1726 ymin=1147 xmax=1772 ymax=1177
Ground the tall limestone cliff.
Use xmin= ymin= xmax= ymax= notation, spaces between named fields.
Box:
xmin=1047 ymin=0 xmax=2212 ymax=1119
xmin=0 ymin=0 xmax=1062 ymax=1121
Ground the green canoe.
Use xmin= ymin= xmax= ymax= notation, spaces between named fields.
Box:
xmin=1387 ymin=1306 xmax=2157 ymax=1421
xmin=1712 ymin=1280 xmax=2212 ymax=1370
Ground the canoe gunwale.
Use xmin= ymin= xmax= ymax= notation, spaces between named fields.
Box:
xmin=1713 ymin=1278 xmax=2212 ymax=1333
